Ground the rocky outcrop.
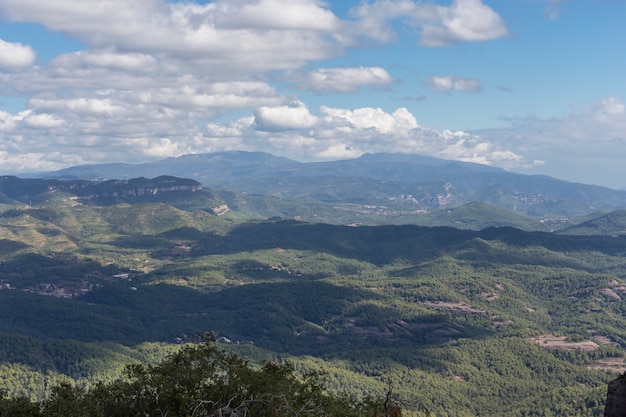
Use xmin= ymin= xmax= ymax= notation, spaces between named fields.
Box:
xmin=74 ymin=176 xmax=202 ymax=201
xmin=604 ymin=373 xmax=626 ymax=417
xmin=0 ymin=175 xmax=203 ymax=206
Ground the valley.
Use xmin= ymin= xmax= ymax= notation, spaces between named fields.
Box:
xmin=3 ymin=153 xmax=626 ymax=415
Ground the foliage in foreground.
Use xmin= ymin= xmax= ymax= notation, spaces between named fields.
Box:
xmin=0 ymin=335 xmax=402 ymax=417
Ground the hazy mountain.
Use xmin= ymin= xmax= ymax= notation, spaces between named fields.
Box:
xmin=33 ymin=151 xmax=626 ymax=220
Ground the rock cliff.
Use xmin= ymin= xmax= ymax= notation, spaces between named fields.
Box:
xmin=605 ymin=373 xmax=626 ymax=417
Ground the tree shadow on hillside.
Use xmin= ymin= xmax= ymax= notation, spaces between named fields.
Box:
xmin=110 ymin=221 xmax=626 ymax=268
xmin=0 ymin=238 xmax=30 ymax=256
xmin=144 ymin=221 xmax=476 ymax=265
xmin=82 ymin=279 xmax=493 ymax=360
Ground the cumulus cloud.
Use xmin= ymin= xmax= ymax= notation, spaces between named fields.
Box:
xmin=348 ymin=0 xmax=421 ymax=42
xmin=254 ymin=101 xmax=319 ymax=131
xmin=0 ymin=79 xmax=285 ymax=170
xmin=81 ymin=50 xmax=158 ymax=72
xmin=419 ymin=0 xmax=508 ymax=46
xmin=0 ymin=0 xmax=346 ymax=75
xmin=348 ymin=0 xmax=508 ymax=46
xmin=200 ymin=105 xmax=528 ymax=168
xmin=437 ymin=130 xmax=524 ymax=166
xmin=30 ymin=98 xmax=125 ymax=116
xmin=0 ymin=0 xmax=517 ymax=177
xmin=0 ymin=96 xmax=536 ymax=177
xmin=215 ymin=0 xmax=340 ymax=31
xmin=23 ymin=112 xmax=65 ymax=128
xmin=426 ymin=75 xmax=481 ymax=93
xmin=0 ymin=110 xmax=18 ymax=131
xmin=292 ymin=66 xmax=393 ymax=93
xmin=319 ymin=106 xmax=419 ymax=134
xmin=0 ymin=38 xmax=36 ymax=71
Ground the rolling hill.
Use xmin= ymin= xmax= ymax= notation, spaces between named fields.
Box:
xmin=1 ymin=187 xmax=626 ymax=414
xmin=558 ymin=210 xmax=626 ymax=236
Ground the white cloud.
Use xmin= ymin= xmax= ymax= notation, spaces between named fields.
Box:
xmin=0 ymin=0 xmax=347 ymax=74
xmin=0 ymin=38 xmax=35 ymax=71
xmin=348 ymin=0 xmax=421 ymax=42
xmin=254 ymin=101 xmax=319 ymax=131
xmin=438 ymin=130 xmax=523 ymax=166
xmin=294 ymin=66 xmax=393 ymax=93
xmin=141 ymin=137 xmax=188 ymax=158
xmin=348 ymin=0 xmax=508 ymax=46
xmin=0 ymin=110 xmax=18 ymax=131
xmin=316 ymin=144 xmax=363 ymax=159
xmin=0 ymin=99 xmax=534 ymax=177
xmin=214 ymin=0 xmax=340 ymax=31
xmin=319 ymin=106 xmax=419 ymax=134
xmin=24 ymin=113 xmax=65 ymax=128
xmin=419 ymin=0 xmax=508 ymax=46
xmin=0 ymin=0 xmax=520 ymax=179
xmin=200 ymin=105 xmax=527 ymax=168
xmin=594 ymin=97 xmax=625 ymax=117
xmin=426 ymin=75 xmax=481 ymax=93
xmin=0 ymin=0 xmax=507 ymax=80
xmin=0 ymin=150 xmax=85 ymax=172
xmin=81 ymin=50 xmax=158 ymax=71
xmin=206 ymin=117 xmax=254 ymax=139
xmin=30 ymin=98 xmax=125 ymax=116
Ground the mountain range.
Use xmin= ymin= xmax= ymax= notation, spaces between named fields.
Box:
xmin=24 ymin=151 xmax=626 ymax=230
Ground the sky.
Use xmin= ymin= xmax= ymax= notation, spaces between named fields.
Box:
xmin=0 ymin=0 xmax=625 ymax=189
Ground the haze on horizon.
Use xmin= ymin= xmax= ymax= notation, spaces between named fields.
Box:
xmin=0 ymin=0 xmax=625 ymax=189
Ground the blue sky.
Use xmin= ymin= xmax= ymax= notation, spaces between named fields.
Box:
xmin=0 ymin=0 xmax=625 ymax=188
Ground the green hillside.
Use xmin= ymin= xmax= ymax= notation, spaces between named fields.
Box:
xmin=401 ymin=201 xmax=551 ymax=231
xmin=1 ymin=200 xmax=626 ymax=415
xmin=559 ymin=210 xmax=626 ymax=236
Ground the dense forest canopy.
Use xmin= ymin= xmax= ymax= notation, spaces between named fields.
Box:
xmin=1 ymin=335 xmax=400 ymax=417
xmin=2 ymin=176 xmax=626 ymax=415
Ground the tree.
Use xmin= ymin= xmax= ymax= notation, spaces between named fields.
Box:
xmin=34 ymin=334 xmax=391 ymax=417
xmin=0 ymin=391 xmax=41 ymax=417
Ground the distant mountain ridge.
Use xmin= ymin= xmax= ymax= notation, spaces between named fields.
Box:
xmin=30 ymin=151 xmax=626 ymax=220
xmin=0 ymin=175 xmax=206 ymax=207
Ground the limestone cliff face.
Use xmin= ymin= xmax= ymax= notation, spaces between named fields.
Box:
xmin=605 ymin=374 xmax=626 ymax=417
xmin=68 ymin=176 xmax=203 ymax=202
xmin=1 ymin=175 xmax=203 ymax=206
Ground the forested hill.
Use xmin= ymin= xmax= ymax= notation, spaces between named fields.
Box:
xmin=1 ymin=193 xmax=626 ymax=415
xmin=558 ymin=210 xmax=626 ymax=236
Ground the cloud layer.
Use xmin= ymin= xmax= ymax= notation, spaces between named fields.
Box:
xmin=1 ymin=0 xmax=624 ymax=189
xmin=0 ymin=0 xmax=515 ymax=171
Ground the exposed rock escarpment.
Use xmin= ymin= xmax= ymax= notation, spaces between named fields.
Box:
xmin=604 ymin=373 xmax=626 ymax=417
xmin=0 ymin=175 xmax=203 ymax=206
